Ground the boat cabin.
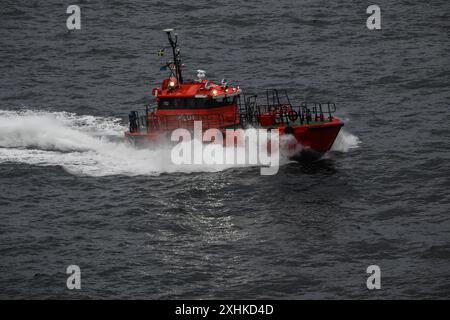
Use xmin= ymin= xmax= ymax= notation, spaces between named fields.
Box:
xmin=148 ymin=75 xmax=242 ymax=130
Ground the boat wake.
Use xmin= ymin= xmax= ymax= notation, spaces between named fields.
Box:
xmin=331 ymin=129 xmax=361 ymax=152
xmin=0 ymin=109 xmax=360 ymax=177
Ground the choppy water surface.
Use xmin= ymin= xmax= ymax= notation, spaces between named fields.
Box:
xmin=0 ymin=0 xmax=449 ymax=299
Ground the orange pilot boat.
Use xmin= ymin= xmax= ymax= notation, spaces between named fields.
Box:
xmin=125 ymin=29 xmax=344 ymax=158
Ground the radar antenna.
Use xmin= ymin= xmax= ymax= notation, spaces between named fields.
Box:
xmin=163 ymin=28 xmax=183 ymax=84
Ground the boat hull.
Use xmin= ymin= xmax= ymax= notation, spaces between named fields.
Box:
xmin=125 ymin=118 xmax=343 ymax=160
xmin=280 ymin=118 xmax=343 ymax=155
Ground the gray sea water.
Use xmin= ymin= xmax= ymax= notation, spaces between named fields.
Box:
xmin=0 ymin=0 xmax=449 ymax=299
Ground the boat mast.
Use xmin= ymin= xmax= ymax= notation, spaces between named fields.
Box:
xmin=164 ymin=28 xmax=183 ymax=84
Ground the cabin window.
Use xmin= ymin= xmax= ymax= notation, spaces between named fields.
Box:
xmin=158 ymin=96 xmax=237 ymax=109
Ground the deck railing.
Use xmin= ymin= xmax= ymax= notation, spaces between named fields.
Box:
xmin=129 ymin=94 xmax=337 ymax=133
xmin=239 ymin=101 xmax=336 ymax=127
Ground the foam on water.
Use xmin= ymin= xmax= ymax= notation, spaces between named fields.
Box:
xmin=0 ymin=109 xmax=359 ymax=176
xmin=331 ymin=129 xmax=361 ymax=152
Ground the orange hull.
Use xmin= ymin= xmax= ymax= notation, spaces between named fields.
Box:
xmin=280 ymin=118 xmax=343 ymax=154
xmin=125 ymin=118 xmax=343 ymax=157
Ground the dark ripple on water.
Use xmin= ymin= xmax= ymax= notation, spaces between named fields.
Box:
xmin=0 ymin=0 xmax=450 ymax=299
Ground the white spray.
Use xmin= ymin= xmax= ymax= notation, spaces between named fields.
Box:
xmin=0 ymin=109 xmax=360 ymax=177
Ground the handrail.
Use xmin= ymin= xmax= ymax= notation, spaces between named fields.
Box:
xmin=238 ymin=100 xmax=336 ymax=127
xmin=132 ymin=92 xmax=337 ymax=132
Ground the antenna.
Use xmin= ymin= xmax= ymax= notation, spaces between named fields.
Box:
xmin=164 ymin=28 xmax=183 ymax=84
